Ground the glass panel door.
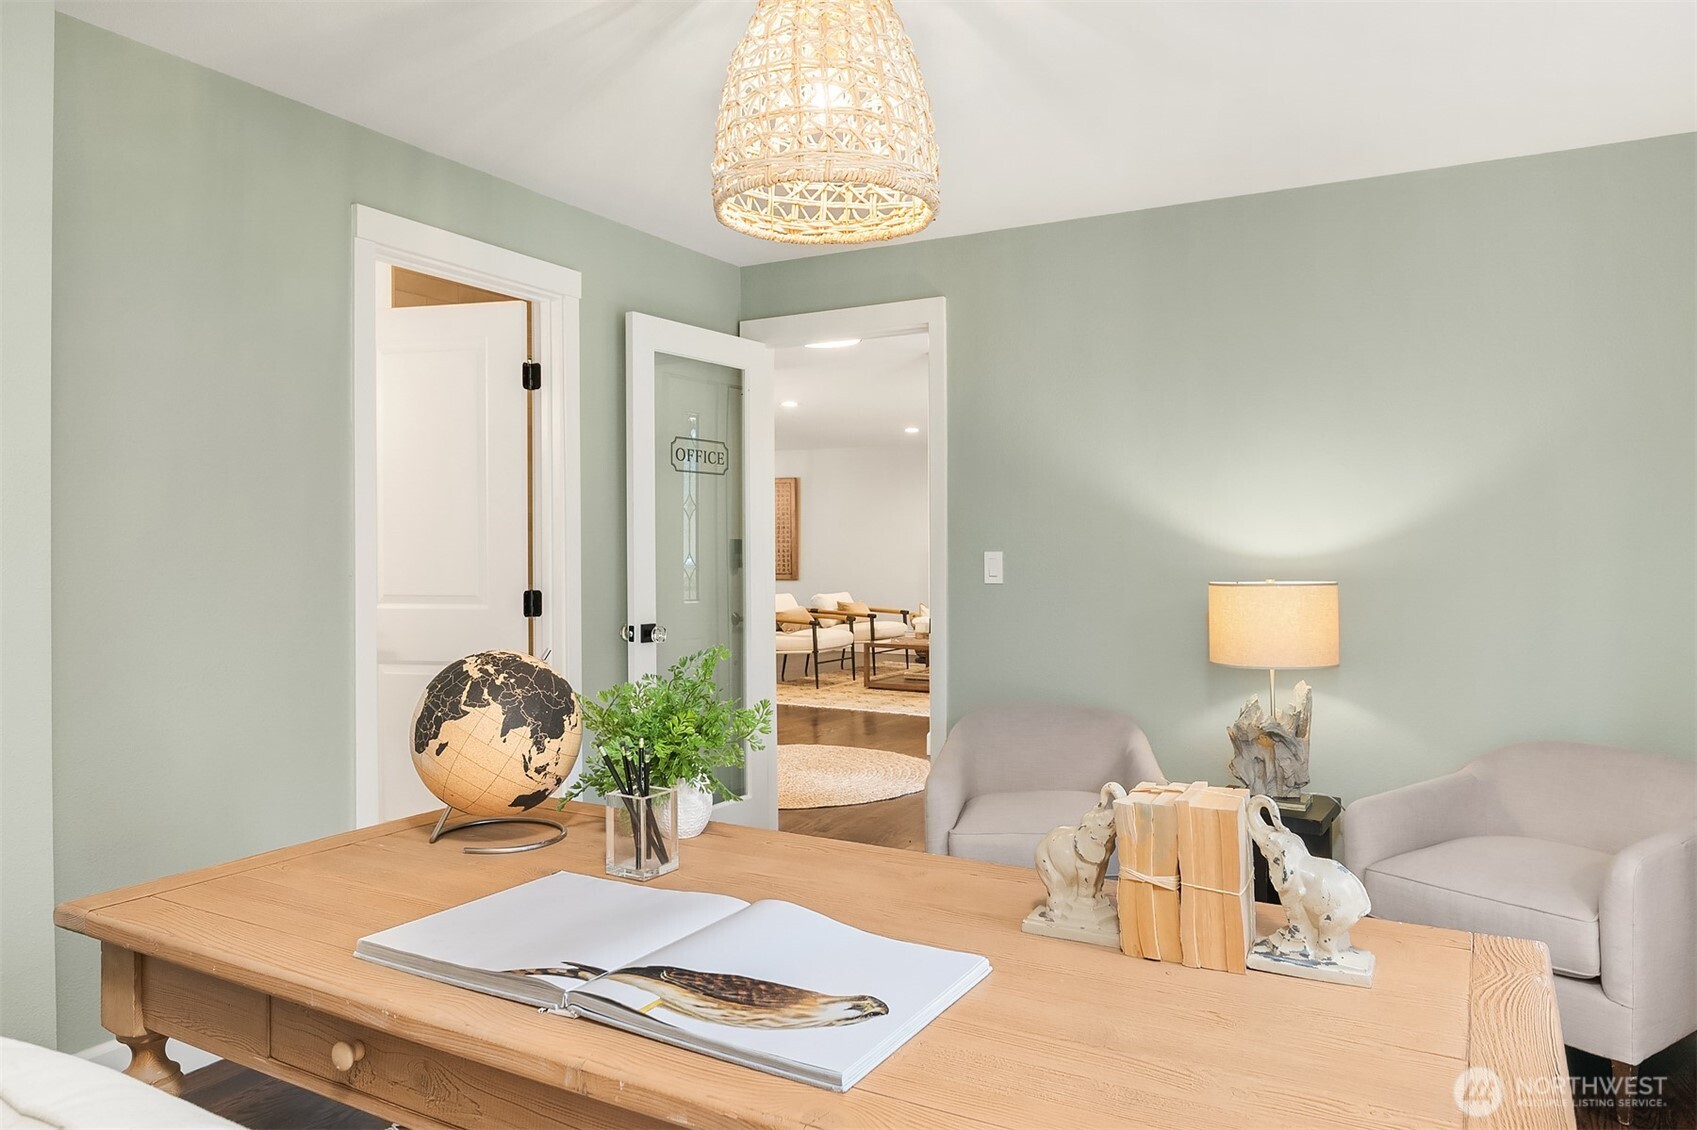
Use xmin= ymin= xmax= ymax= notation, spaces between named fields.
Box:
xmin=654 ymin=356 xmax=746 ymax=799
xmin=625 ymin=314 xmax=775 ymax=828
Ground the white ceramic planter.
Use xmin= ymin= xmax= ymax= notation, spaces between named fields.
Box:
xmin=674 ymin=778 xmax=714 ymax=839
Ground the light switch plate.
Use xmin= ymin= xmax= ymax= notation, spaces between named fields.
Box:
xmin=984 ymin=551 xmax=1004 ymax=584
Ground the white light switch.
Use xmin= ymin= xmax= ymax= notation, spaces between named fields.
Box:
xmin=983 ymin=551 xmax=1004 ymax=584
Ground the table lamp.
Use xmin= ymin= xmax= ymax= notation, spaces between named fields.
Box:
xmin=1207 ymin=580 xmax=1339 ymax=806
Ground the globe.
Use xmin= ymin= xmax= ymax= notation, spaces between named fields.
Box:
xmin=410 ymin=651 xmax=582 ymax=817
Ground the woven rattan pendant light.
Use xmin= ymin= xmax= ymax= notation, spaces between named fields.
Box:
xmin=712 ymin=0 xmax=940 ymax=245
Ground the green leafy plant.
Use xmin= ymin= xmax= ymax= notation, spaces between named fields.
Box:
xmin=562 ymin=646 xmax=774 ymax=804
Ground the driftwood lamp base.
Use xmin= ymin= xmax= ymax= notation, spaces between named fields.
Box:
xmin=1227 ymin=681 xmax=1314 ymax=798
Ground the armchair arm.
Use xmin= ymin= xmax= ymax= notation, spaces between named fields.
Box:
xmin=1340 ymin=769 xmax=1484 ymax=877
xmin=925 ymin=727 xmax=971 ymax=856
xmin=1599 ymin=823 xmax=1697 ymax=1035
xmin=866 ymin=605 xmax=911 ymax=622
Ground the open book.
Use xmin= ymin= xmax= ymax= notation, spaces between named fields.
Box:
xmin=355 ymin=871 xmax=990 ymax=1092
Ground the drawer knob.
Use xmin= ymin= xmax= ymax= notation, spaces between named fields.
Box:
xmin=330 ymin=1039 xmax=366 ymax=1072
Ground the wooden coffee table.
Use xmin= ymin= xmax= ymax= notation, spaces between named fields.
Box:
xmin=56 ymin=804 xmax=1573 ymax=1129
xmin=864 ymin=633 xmax=930 ymax=692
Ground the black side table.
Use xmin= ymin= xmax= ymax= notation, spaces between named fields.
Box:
xmin=1251 ymin=794 xmax=1341 ymax=904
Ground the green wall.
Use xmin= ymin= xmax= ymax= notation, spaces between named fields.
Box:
xmin=32 ymin=12 xmax=1697 ymax=1055
xmin=48 ymin=16 xmax=739 ymax=1052
xmin=1 ymin=0 xmax=59 ymax=1049
xmin=743 ymin=135 xmax=1697 ymax=797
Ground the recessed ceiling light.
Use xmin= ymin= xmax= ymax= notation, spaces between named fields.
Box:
xmin=780 ymin=400 xmax=799 ymax=408
xmin=804 ymin=338 xmax=861 ymax=350
xmin=904 ymin=426 xmax=920 ymax=434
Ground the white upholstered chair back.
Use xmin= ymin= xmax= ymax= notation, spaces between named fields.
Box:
xmin=944 ymin=704 xmax=1163 ymax=797
xmin=1467 ymin=742 xmax=1696 ymax=855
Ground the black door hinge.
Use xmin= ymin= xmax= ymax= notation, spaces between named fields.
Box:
xmin=523 ymin=590 xmax=542 ymax=618
xmin=521 ymin=361 xmax=541 ymax=390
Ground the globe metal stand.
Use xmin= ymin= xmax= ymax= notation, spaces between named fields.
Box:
xmin=428 ymin=807 xmax=567 ymax=855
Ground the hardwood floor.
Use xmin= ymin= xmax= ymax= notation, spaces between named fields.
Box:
xmin=172 ymin=710 xmax=1694 ymax=1129
xmin=178 ymin=1059 xmax=388 ymax=1128
xmin=776 ymin=705 xmax=930 ymax=852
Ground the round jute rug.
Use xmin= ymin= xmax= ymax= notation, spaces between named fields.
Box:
xmin=777 ymin=744 xmax=930 ymax=809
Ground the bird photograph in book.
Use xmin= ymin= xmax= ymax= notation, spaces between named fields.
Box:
xmin=353 ymin=871 xmax=989 ymax=1091
xmin=507 ymin=961 xmax=890 ymax=1029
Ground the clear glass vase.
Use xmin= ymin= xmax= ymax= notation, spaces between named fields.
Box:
xmin=605 ymin=788 xmax=679 ymax=881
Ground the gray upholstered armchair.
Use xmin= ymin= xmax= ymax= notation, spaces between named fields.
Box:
xmin=926 ymin=704 xmax=1165 ymax=866
xmin=1342 ymin=742 xmax=1696 ymax=1099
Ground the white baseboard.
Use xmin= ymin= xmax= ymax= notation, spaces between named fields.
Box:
xmin=77 ymin=1037 xmax=220 ymax=1076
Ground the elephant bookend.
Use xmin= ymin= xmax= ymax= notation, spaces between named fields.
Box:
xmin=1022 ymin=783 xmax=1126 ymax=948
xmin=1244 ymin=795 xmax=1375 ymax=987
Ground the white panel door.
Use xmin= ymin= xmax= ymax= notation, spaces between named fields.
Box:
xmin=376 ymin=293 xmax=529 ymax=820
xmin=626 ymin=313 xmax=777 ymax=828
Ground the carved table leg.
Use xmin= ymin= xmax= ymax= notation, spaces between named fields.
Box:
xmin=116 ymin=1032 xmax=184 ymax=1094
xmin=100 ymin=943 xmax=184 ymax=1094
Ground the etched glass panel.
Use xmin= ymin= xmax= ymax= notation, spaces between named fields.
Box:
xmin=683 ymin=415 xmax=700 ymax=604
xmin=653 ymin=356 xmax=746 ymax=800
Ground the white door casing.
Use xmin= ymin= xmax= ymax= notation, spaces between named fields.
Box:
xmin=352 ymin=206 xmax=582 ymax=828
xmin=739 ymin=298 xmax=948 ymax=756
xmin=374 ymin=290 xmax=529 ymax=821
xmin=626 ymin=312 xmax=777 ymax=829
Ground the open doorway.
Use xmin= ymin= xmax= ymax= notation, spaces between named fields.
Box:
xmin=742 ymin=299 xmax=947 ymax=852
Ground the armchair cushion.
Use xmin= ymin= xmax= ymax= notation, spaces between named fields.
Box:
xmin=811 ymin=591 xmax=853 ymax=611
xmin=775 ymin=608 xmax=811 ymax=632
xmin=775 ymin=593 xmax=801 ymax=613
xmin=852 ymin=619 xmax=909 ymax=642
xmin=949 ymin=790 xmax=1107 ymax=869
xmin=1363 ymin=835 xmax=1610 ymax=977
xmin=774 ymin=626 xmax=853 ymax=653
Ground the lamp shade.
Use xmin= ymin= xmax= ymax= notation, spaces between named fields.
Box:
xmin=1208 ymin=581 xmax=1339 ymax=670
xmin=712 ymin=0 xmax=940 ymax=245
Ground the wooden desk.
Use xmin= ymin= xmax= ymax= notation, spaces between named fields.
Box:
xmin=55 ymin=804 xmax=1573 ymax=1129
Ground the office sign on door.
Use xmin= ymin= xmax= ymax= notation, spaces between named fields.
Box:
xmin=670 ymin=437 xmax=729 ymax=475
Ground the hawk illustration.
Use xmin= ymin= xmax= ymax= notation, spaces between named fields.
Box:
xmin=509 ymin=962 xmax=889 ymax=1029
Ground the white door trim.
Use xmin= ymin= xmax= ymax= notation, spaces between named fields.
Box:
xmin=351 ymin=205 xmax=583 ymax=827
xmin=626 ymin=312 xmax=777 ymax=827
xmin=739 ymin=297 xmax=948 ymax=755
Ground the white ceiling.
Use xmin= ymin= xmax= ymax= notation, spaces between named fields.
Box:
xmin=775 ymin=334 xmax=929 ymax=451
xmin=61 ymin=2 xmax=1696 ymax=267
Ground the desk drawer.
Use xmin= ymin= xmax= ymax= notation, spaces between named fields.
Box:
xmin=270 ymin=1000 xmax=660 ymax=1130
